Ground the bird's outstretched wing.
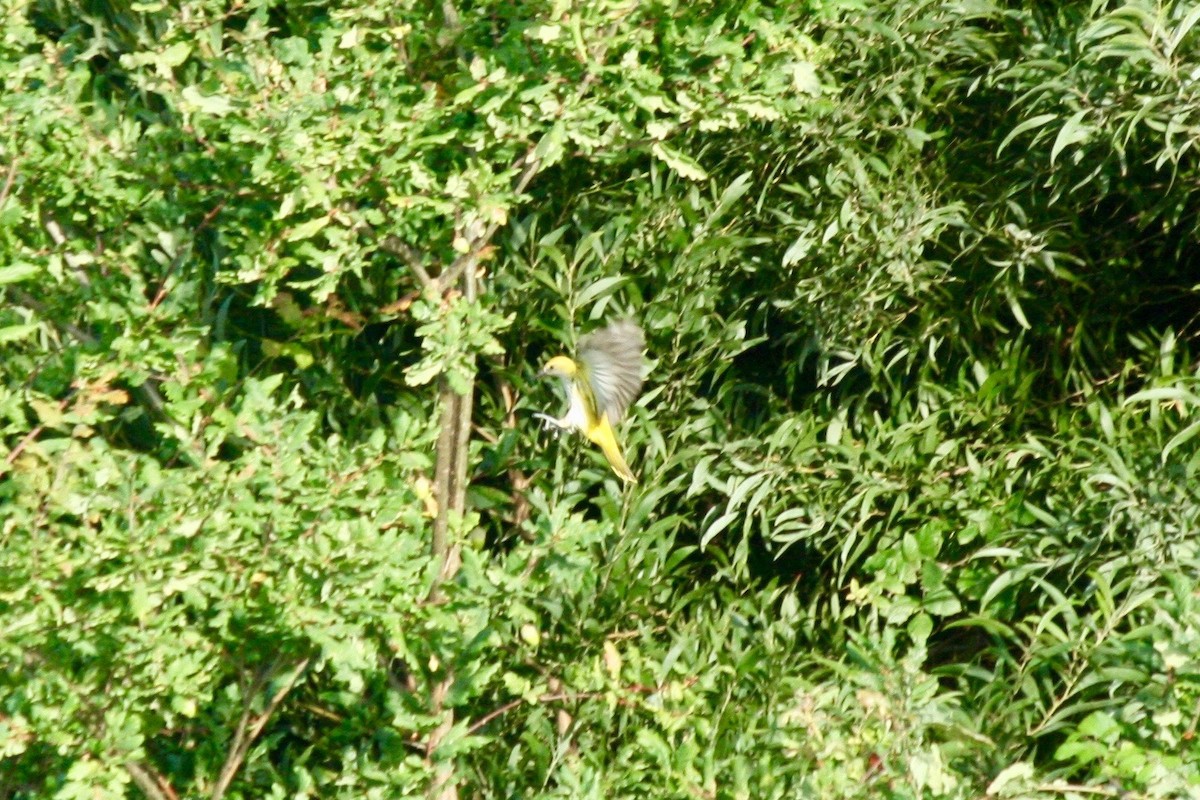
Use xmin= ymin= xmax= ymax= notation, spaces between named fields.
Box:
xmin=578 ymin=320 xmax=645 ymax=424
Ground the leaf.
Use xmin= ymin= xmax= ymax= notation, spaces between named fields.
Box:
xmin=986 ymin=762 xmax=1034 ymax=796
xmin=997 ymin=113 xmax=1058 ymax=155
xmin=1124 ymin=387 xmax=1200 ymax=406
xmin=782 ymin=234 xmax=813 ymax=266
xmin=790 ymin=61 xmax=820 ymax=94
xmin=287 ymin=215 xmax=331 ymax=242
xmin=1163 ymin=419 xmax=1200 ymax=462
xmin=700 ymin=511 xmax=738 ymax=548
xmin=0 ymin=323 xmax=38 ymax=344
xmin=0 ymin=262 xmax=40 ymax=285
xmin=180 ymin=85 xmax=236 ymax=116
xmin=711 ymin=172 xmax=753 ymax=224
xmin=1167 ymin=4 xmax=1200 ymax=55
xmin=576 ymin=276 xmax=626 ymax=307
xmin=1050 ymin=110 xmax=1090 ymax=165
xmin=1006 ymin=290 xmax=1031 ymax=330
xmin=160 ymin=42 xmax=192 ymax=67
xmin=533 ymin=123 xmax=566 ymax=169
xmin=602 ymin=640 xmax=622 ymax=680
xmin=651 ymin=143 xmax=708 ymax=181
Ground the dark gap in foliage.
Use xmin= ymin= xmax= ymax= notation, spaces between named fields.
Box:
xmin=727 ymin=304 xmax=821 ymax=420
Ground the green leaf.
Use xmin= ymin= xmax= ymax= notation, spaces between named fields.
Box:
xmin=160 ymin=42 xmax=192 ymax=67
xmin=576 ymin=276 xmax=626 ymax=308
xmin=0 ymin=323 xmax=38 ymax=344
xmin=651 ymin=143 xmax=708 ymax=181
xmin=287 ymin=215 xmax=331 ymax=242
xmin=1163 ymin=419 xmax=1200 ymax=462
xmin=997 ymin=113 xmax=1058 ymax=154
xmin=180 ymin=85 xmax=236 ymax=116
xmin=1124 ymin=387 xmax=1200 ymax=406
xmin=1050 ymin=110 xmax=1090 ymax=165
xmin=0 ymin=262 xmax=40 ymax=285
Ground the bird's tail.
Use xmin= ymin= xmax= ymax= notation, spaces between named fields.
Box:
xmin=587 ymin=416 xmax=637 ymax=484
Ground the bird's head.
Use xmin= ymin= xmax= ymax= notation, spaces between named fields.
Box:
xmin=539 ymin=356 xmax=578 ymax=380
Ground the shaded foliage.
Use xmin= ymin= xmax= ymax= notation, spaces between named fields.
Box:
xmin=2 ymin=0 xmax=1200 ymax=798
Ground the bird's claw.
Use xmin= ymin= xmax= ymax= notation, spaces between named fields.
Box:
xmin=533 ymin=412 xmax=563 ymax=435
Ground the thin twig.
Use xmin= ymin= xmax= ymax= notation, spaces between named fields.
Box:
xmin=149 ymin=200 xmax=225 ymax=310
xmin=211 ymin=657 xmax=311 ymax=800
xmin=1033 ymin=783 xmax=1119 ymax=796
xmin=148 ymin=248 xmax=190 ymax=311
xmin=4 ymin=423 xmax=44 ymax=467
xmin=125 ymin=761 xmax=178 ymax=800
xmin=0 ymin=158 xmax=17 ymax=208
xmin=466 ymin=680 xmax=683 ymax=736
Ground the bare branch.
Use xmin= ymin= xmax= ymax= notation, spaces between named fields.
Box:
xmin=381 ymin=236 xmax=436 ymax=290
xmin=3 ymin=422 xmax=44 ymax=468
xmin=212 ymin=657 xmax=311 ymax=800
xmin=0 ymin=158 xmax=17 ymax=209
xmin=125 ymin=761 xmax=177 ymax=800
xmin=466 ymin=687 xmax=648 ymax=736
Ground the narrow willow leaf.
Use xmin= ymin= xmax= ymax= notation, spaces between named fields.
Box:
xmin=997 ymin=113 xmax=1057 ymax=154
xmin=1124 ymin=387 xmax=1200 ymax=406
xmin=1050 ymin=110 xmax=1090 ymax=165
xmin=576 ymin=276 xmax=626 ymax=307
xmin=1163 ymin=419 xmax=1200 ymax=462
xmin=700 ymin=511 xmax=738 ymax=548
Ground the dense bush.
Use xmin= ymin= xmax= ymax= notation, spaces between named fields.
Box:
xmin=2 ymin=0 xmax=1199 ymax=797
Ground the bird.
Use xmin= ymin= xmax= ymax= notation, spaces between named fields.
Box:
xmin=535 ymin=320 xmax=645 ymax=483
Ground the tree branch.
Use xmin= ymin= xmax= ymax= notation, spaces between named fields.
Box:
xmin=466 ymin=681 xmax=673 ymax=736
xmin=380 ymin=236 xmax=436 ymax=290
xmin=425 ymin=674 xmax=458 ymax=800
xmin=211 ymin=657 xmax=310 ymax=800
xmin=419 ymin=28 xmax=616 ymax=800
xmin=429 ymin=387 xmax=460 ymax=600
xmin=0 ymin=158 xmax=17 ymax=209
xmin=125 ymin=761 xmax=177 ymax=800
xmin=447 ymin=258 xmax=477 ymax=529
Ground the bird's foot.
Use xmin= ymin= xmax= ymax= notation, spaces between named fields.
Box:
xmin=533 ymin=412 xmax=564 ymax=435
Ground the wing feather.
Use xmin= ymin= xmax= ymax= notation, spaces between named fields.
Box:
xmin=578 ymin=320 xmax=645 ymax=423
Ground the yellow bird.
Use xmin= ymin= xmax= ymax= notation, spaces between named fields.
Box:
xmin=536 ymin=320 xmax=646 ymax=483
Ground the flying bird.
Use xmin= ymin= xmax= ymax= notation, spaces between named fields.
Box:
xmin=535 ymin=320 xmax=646 ymax=483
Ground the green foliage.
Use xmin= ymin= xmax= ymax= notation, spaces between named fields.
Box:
xmin=4 ymin=0 xmax=1200 ymax=797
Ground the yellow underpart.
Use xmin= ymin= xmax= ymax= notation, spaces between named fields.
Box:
xmin=585 ymin=412 xmax=636 ymax=484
